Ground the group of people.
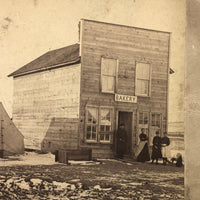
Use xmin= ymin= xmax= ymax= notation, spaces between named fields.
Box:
xmin=136 ymin=128 xmax=171 ymax=165
xmin=116 ymin=124 xmax=182 ymax=166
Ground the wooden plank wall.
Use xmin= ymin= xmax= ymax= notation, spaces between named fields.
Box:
xmin=12 ymin=64 xmax=81 ymax=152
xmin=79 ymin=20 xmax=170 ymax=158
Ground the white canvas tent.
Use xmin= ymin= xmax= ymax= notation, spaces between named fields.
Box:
xmin=0 ymin=102 xmax=24 ymax=157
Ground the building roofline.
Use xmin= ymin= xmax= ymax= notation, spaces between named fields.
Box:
xmin=8 ymin=57 xmax=80 ymax=78
xmin=80 ymin=18 xmax=171 ymax=34
xmin=8 ymin=43 xmax=80 ymax=78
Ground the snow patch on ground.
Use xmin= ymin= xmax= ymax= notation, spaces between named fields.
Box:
xmin=16 ymin=180 xmax=30 ymax=190
xmin=0 ymin=152 xmax=56 ymax=166
xmin=30 ymin=178 xmax=42 ymax=185
xmin=0 ymin=152 xmax=102 ymax=166
xmin=52 ymin=181 xmax=71 ymax=190
xmin=129 ymin=182 xmax=143 ymax=186
xmin=69 ymin=160 xmax=101 ymax=165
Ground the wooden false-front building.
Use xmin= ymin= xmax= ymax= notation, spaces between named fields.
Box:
xmin=9 ymin=19 xmax=170 ymax=158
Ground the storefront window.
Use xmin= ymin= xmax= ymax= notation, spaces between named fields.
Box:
xmin=86 ymin=107 xmax=98 ymax=141
xmin=99 ymin=108 xmax=112 ymax=142
xmin=85 ymin=106 xmax=113 ymax=143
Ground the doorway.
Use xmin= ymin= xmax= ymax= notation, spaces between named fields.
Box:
xmin=118 ymin=111 xmax=132 ymax=155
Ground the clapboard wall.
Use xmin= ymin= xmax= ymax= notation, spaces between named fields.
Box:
xmin=79 ymin=19 xmax=170 ymax=158
xmin=12 ymin=64 xmax=81 ymax=151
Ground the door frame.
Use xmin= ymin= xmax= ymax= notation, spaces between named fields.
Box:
xmin=115 ymin=109 xmax=135 ymax=155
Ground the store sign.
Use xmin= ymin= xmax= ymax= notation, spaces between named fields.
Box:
xmin=115 ymin=94 xmax=137 ymax=103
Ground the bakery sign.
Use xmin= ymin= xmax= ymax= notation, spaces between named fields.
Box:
xmin=115 ymin=94 xmax=137 ymax=103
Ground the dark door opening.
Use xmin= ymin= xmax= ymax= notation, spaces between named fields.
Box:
xmin=118 ymin=111 xmax=132 ymax=155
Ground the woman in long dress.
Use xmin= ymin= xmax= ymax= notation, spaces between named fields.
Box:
xmin=136 ymin=128 xmax=150 ymax=162
xmin=161 ymin=132 xmax=170 ymax=165
xmin=151 ymin=131 xmax=162 ymax=164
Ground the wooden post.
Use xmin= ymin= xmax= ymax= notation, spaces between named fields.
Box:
xmin=55 ymin=150 xmax=59 ymax=162
xmin=0 ymin=120 xmax=4 ymax=158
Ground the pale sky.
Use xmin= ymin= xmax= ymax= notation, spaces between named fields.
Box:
xmin=0 ymin=0 xmax=185 ymax=124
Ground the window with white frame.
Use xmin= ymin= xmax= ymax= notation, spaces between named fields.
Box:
xmin=139 ymin=112 xmax=149 ymax=125
xmin=85 ymin=106 xmax=113 ymax=143
xmin=99 ymin=108 xmax=112 ymax=143
xmin=86 ymin=107 xmax=98 ymax=142
xmin=101 ymin=57 xmax=118 ymax=93
xmin=135 ymin=62 xmax=151 ymax=96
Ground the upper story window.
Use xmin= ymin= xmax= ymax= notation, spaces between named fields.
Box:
xmin=135 ymin=62 xmax=151 ymax=97
xmin=101 ymin=57 xmax=118 ymax=93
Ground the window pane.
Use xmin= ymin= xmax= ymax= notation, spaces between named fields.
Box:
xmin=87 ymin=108 xmax=98 ymax=124
xmin=88 ymin=113 xmax=92 ymax=123
xmin=136 ymin=79 xmax=149 ymax=95
xmin=163 ymin=121 xmax=166 ymax=131
xmin=105 ymin=134 xmax=110 ymax=141
xmin=101 ymin=58 xmax=116 ymax=76
xmin=151 ymin=113 xmax=161 ymax=127
xmin=92 ymin=126 xmax=96 ymax=132
xmin=100 ymin=134 xmax=104 ymax=140
xmin=86 ymin=132 xmax=91 ymax=140
xmin=144 ymin=113 xmax=148 ymax=124
xmin=156 ymin=120 xmax=160 ymax=127
xmin=101 ymin=58 xmax=116 ymax=93
xmin=139 ymin=112 xmax=149 ymax=124
xmin=102 ymin=76 xmax=115 ymax=92
xmin=152 ymin=114 xmax=156 ymax=126
xmin=106 ymin=126 xmax=110 ymax=131
xmin=136 ymin=63 xmax=150 ymax=79
xmin=156 ymin=114 xmax=161 ymax=127
xmin=100 ymin=125 xmax=105 ymax=132
xmin=87 ymin=125 xmax=91 ymax=132
xmin=101 ymin=108 xmax=111 ymax=126
xmin=139 ymin=113 xmax=143 ymax=124
xmin=92 ymin=133 xmax=96 ymax=140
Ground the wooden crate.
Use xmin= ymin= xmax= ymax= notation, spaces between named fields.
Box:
xmin=55 ymin=150 xmax=69 ymax=164
xmin=55 ymin=148 xmax=92 ymax=164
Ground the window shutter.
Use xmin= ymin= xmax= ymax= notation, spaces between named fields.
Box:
xmin=135 ymin=62 xmax=151 ymax=96
xmin=101 ymin=58 xmax=117 ymax=93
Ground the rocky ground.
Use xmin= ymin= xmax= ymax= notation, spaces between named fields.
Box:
xmin=0 ymin=152 xmax=184 ymax=200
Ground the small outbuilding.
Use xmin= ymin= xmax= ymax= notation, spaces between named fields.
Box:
xmin=0 ymin=102 xmax=24 ymax=157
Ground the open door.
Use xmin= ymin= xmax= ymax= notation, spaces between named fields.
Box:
xmin=118 ymin=111 xmax=132 ymax=155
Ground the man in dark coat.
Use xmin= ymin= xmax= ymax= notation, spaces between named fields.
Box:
xmin=116 ymin=123 xmax=127 ymax=159
xmin=151 ymin=131 xmax=162 ymax=164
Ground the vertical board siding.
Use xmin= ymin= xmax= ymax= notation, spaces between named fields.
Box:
xmin=13 ymin=64 xmax=81 ymax=151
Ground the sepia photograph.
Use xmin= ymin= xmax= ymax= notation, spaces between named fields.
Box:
xmin=0 ymin=0 xmax=194 ymax=199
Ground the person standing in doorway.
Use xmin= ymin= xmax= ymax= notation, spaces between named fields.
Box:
xmin=116 ymin=123 xmax=127 ymax=159
xmin=151 ymin=131 xmax=162 ymax=164
xmin=136 ymin=128 xmax=150 ymax=162
xmin=161 ymin=132 xmax=170 ymax=165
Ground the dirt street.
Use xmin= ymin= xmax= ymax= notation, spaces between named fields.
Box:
xmin=0 ymin=154 xmax=184 ymax=200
